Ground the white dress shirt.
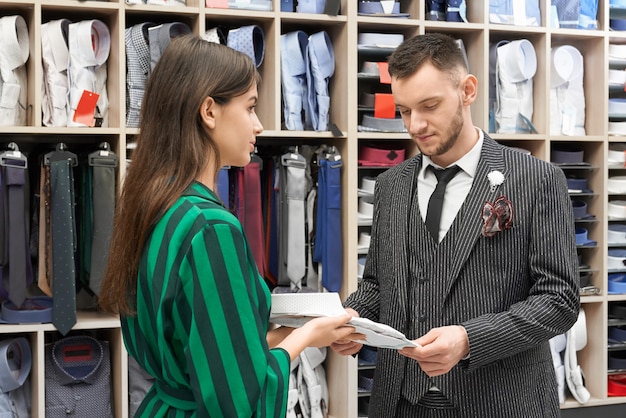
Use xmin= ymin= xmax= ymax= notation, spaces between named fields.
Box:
xmin=418 ymin=128 xmax=483 ymax=243
xmin=41 ymin=19 xmax=70 ymax=127
xmin=0 ymin=15 xmax=29 ymax=126
xmin=67 ymin=19 xmax=110 ymax=127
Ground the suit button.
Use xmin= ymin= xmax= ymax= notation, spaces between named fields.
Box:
xmin=418 ymin=314 xmax=427 ymax=322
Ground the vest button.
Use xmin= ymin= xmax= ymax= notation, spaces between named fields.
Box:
xmin=418 ymin=314 xmax=427 ymax=322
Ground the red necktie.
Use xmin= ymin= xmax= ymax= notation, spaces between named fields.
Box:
xmin=240 ymin=162 xmax=266 ymax=277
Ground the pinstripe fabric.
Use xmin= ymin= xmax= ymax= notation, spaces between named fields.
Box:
xmin=121 ymin=182 xmax=290 ymax=417
xmin=345 ymin=133 xmax=580 ymax=418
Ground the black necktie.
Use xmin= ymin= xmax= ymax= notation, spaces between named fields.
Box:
xmin=425 ymin=165 xmax=461 ymax=242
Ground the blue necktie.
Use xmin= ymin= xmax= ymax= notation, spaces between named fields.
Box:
xmin=227 ymin=25 xmax=265 ymax=68
xmin=217 ymin=166 xmax=230 ymax=205
xmin=306 ymin=31 xmax=335 ymax=132
xmin=319 ymin=157 xmax=342 ymax=292
xmin=281 ymin=31 xmax=310 ymax=130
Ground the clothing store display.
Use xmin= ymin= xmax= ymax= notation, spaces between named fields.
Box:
xmin=227 ymin=25 xmax=265 ymax=68
xmin=609 ymin=175 xmax=626 ymax=194
xmin=125 ymin=22 xmax=156 ymax=128
xmin=0 ymin=15 xmax=29 ymax=127
xmin=491 ymin=39 xmax=537 ymax=134
xmin=50 ymin=158 xmax=77 ymax=336
xmin=86 ymin=143 xmax=117 ymax=295
xmin=358 ymin=145 xmax=405 ymax=166
xmin=553 ymin=0 xmax=581 ymax=28
xmin=6 ymin=0 xmax=626 ymax=415
xmin=41 ymin=19 xmax=70 ymax=127
xmin=357 ymin=32 xmax=403 ymax=49
xmin=0 ymin=144 xmax=32 ymax=308
xmin=609 ymin=273 xmax=626 ymax=293
xmin=67 ymin=19 xmax=110 ymax=127
xmin=0 ymin=337 xmax=31 ymax=417
xmin=313 ymin=151 xmax=342 ymax=292
xmin=489 ymin=0 xmax=541 ymax=25
xmin=609 ymin=224 xmax=626 ymax=244
xmin=609 ymin=200 xmax=626 ymax=220
xmin=297 ymin=0 xmax=326 ymax=13
xmin=306 ymin=31 xmax=334 ymax=131
xmin=550 ymin=45 xmax=585 ymax=136
xmin=358 ymin=176 xmax=376 ymax=196
xmin=565 ymin=309 xmax=590 ymax=404
xmin=281 ymin=31 xmax=310 ymax=131
xmin=0 ymin=296 xmax=52 ymax=324
xmin=148 ymin=22 xmax=191 ymax=71
xmin=358 ymin=114 xmax=406 ymax=132
xmin=45 ymin=335 xmax=112 ymax=417
xmin=279 ymin=150 xmax=307 ymax=289
xmin=551 ymin=147 xmax=585 ymax=164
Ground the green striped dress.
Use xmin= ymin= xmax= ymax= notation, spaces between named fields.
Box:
xmin=121 ymin=181 xmax=290 ymax=417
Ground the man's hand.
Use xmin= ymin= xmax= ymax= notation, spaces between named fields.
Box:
xmin=398 ymin=325 xmax=469 ymax=377
xmin=330 ymin=308 xmax=364 ymax=356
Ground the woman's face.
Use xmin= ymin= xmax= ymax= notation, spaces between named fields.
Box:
xmin=211 ymin=83 xmax=264 ymax=168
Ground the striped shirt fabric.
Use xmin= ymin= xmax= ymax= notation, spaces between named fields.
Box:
xmin=121 ymin=181 xmax=290 ymax=417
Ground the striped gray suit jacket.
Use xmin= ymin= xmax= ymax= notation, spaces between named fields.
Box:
xmin=345 ymin=134 xmax=580 ymax=418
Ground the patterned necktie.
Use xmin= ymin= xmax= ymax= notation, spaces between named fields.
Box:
xmin=425 ymin=165 xmax=461 ymax=242
xmin=50 ymin=159 xmax=77 ymax=335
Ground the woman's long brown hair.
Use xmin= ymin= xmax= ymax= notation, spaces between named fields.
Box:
xmin=98 ymin=35 xmax=259 ymax=315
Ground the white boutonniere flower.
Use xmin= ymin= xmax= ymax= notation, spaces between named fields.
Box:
xmin=487 ymin=170 xmax=505 ymax=192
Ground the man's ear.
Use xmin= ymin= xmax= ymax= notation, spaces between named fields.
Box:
xmin=461 ymin=74 xmax=477 ymax=105
xmin=199 ymin=96 xmax=217 ymax=129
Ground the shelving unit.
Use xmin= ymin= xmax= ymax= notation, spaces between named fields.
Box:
xmin=0 ymin=0 xmax=625 ymax=416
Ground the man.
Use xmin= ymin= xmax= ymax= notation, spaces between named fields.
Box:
xmin=332 ymin=33 xmax=580 ymax=417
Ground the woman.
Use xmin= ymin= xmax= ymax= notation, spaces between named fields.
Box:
xmin=98 ymin=35 xmax=355 ymax=417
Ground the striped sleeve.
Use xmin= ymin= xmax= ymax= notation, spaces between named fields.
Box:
xmin=181 ymin=221 xmax=290 ymax=418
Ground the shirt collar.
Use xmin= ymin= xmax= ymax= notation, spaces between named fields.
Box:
xmin=0 ymin=15 xmax=30 ymax=70
xmin=70 ymin=19 xmax=110 ymax=67
xmin=420 ymin=127 xmax=484 ymax=178
xmin=51 ymin=336 xmax=104 ymax=386
xmin=0 ymin=337 xmax=31 ymax=393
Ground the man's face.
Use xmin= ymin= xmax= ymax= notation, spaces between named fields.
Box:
xmin=392 ymin=62 xmax=466 ymax=164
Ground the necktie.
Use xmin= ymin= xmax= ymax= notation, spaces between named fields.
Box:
xmin=316 ymin=155 xmax=342 ymax=292
xmin=425 ymin=165 xmax=461 ymax=242
xmin=242 ymin=159 xmax=266 ymax=277
xmin=49 ymin=154 xmax=77 ymax=336
xmin=4 ymin=151 xmax=31 ymax=307
xmin=279 ymin=151 xmax=307 ymax=290
xmin=88 ymin=143 xmax=117 ymax=295
xmin=216 ymin=166 xmax=230 ymax=205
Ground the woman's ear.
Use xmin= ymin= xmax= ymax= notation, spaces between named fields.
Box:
xmin=199 ymin=96 xmax=217 ymax=129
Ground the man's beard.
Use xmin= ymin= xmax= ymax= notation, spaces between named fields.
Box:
xmin=420 ymin=100 xmax=464 ymax=157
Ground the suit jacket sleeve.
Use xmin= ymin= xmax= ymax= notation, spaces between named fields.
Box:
xmin=461 ymin=163 xmax=580 ymax=372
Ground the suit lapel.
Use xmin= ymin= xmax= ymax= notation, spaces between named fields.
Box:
xmin=443 ymin=135 xmax=508 ymax=293
xmin=388 ymin=155 xmax=421 ymax=318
